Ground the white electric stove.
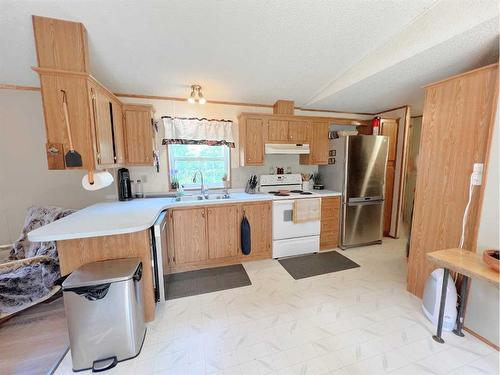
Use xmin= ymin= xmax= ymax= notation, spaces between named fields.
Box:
xmin=259 ymin=174 xmax=321 ymax=258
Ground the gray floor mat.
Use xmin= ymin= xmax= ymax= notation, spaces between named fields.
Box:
xmin=278 ymin=251 xmax=360 ymax=279
xmin=164 ymin=264 xmax=251 ymax=300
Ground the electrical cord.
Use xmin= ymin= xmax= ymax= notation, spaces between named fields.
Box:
xmin=459 ymin=173 xmax=475 ymax=249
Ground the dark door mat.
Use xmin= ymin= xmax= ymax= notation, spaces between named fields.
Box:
xmin=278 ymin=251 xmax=360 ymax=280
xmin=164 ymin=264 xmax=251 ymax=300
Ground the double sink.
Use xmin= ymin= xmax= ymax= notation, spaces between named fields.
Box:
xmin=142 ymin=193 xmax=231 ymax=201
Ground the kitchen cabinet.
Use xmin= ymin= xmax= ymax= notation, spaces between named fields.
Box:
xmin=123 ymin=104 xmax=155 ymax=165
xmin=166 ymin=200 xmax=272 ymax=273
xmin=32 ymin=15 xmax=90 ymax=73
xmin=240 ymin=201 xmax=272 ymax=255
xmin=32 ymin=15 xmax=153 ymax=172
xmin=300 ymin=121 xmax=330 ymax=165
xmin=320 ymin=196 xmax=340 ymax=250
xmin=170 ymin=207 xmax=208 ymax=265
xmin=267 ymin=119 xmax=289 ymax=142
xmin=207 ymin=205 xmax=239 ymax=259
xmin=239 ymin=115 xmax=265 ymax=166
xmin=380 ymin=118 xmax=398 ymax=236
xmin=288 ymin=120 xmax=310 ymax=143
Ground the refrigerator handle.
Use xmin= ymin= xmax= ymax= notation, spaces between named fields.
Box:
xmin=347 ymin=200 xmax=384 ymax=207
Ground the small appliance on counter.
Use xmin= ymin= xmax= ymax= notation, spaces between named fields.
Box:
xmin=117 ymin=168 xmax=133 ymax=201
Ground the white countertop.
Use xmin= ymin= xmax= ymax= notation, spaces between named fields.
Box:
xmin=27 ymin=190 xmax=341 ymax=242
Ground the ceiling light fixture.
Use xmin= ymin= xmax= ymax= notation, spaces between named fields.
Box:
xmin=187 ymin=84 xmax=206 ymax=104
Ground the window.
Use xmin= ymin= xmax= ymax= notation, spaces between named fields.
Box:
xmin=168 ymin=144 xmax=230 ymax=189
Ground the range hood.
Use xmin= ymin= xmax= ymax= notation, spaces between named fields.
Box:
xmin=265 ymin=143 xmax=310 ymax=155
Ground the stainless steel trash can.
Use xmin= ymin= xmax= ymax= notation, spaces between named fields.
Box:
xmin=62 ymin=258 xmax=146 ymax=372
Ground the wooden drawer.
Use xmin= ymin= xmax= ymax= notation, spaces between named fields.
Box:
xmin=320 ymin=196 xmax=340 ymax=250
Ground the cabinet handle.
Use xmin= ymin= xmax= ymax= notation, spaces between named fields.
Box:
xmin=201 ymin=210 xmax=205 ymax=217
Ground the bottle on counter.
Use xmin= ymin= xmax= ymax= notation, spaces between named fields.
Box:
xmin=135 ymin=179 xmax=144 ymax=198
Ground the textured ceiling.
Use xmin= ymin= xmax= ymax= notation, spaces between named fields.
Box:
xmin=0 ymin=0 xmax=498 ymax=114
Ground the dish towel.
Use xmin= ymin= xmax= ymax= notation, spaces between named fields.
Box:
xmin=293 ymin=198 xmax=321 ymax=223
xmin=241 ymin=215 xmax=251 ymax=255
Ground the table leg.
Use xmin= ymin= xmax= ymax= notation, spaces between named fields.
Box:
xmin=453 ymin=275 xmax=469 ymax=337
xmin=432 ymin=268 xmax=449 ymax=344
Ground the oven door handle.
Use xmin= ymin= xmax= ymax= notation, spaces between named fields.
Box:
xmin=273 ymin=199 xmax=295 ymax=205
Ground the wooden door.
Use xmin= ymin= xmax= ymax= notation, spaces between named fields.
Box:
xmin=244 ymin=117 xmax=265 ymax=165
xmin=123 ymin=106 xmax=154 ymax=165
xmin=407 ymin=65 xmax=498 ymax=297
xmin=171 ymin=208 xmax=208 ymax=264
xmin=91 ymin=86 xmax=115 ymax=165
xmin=288 ymin=120 xmax=310 ymax=143
xmin=111 ymin=98 xmax=125 ymax=164
xmin=240 ymin=202 xmax=272 ymax=255
xmin=320 ymin=196 xmax=340 ymax=250
xmin=380 ymin=118 xmax=399 ymax=236
xmin=267 ymin=119 xmax=289 ymax=142
xmin=207 ymin=205 xmax=239 ymax=259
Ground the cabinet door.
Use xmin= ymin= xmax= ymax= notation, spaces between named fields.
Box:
xmin=288 ymin=120 xmax=310 ymax=143
xmin=172 ymin=208 xmax=208 ymax=264
xmin=240 ymin=202 xmax=272 ymax=255
xmin=320 ymin=196 xmax=340 ymax=249
xmin=39 ymin=74 xmax=94 ymax=170
xmin=381 ymin=119 xmax=398 ymax=161
xmin=384 ymin=161 xmax=395 ymax=236
xmin=111 ymin=98 xmax=125 ymax=164
xmin=207 ymin=205 xmax=239 ymax=259
xmin=124 ymin=107 xmax=154 ymax=165
xmin=300 ymin=121 xmax=329 ymax=165
xmin=245 ymin=117 xmax=265 ymax=165
xmin=267 ymin=119 xmax=289 ymax=141
xmin=90 ymin=86 xmax=115 ymax=165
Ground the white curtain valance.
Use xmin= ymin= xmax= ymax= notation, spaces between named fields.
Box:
xmin=162 ymin=117 xmax=235 ymax=148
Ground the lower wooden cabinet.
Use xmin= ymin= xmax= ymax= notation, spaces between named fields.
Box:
xmin=207 ymin=205 xmax=239 ymax=259
xmin=240 ymin=201 xmax=272 ymax=255
xmin=171 ymin=207 xmax=208 ymax=264
xmin=320 ymin=196 xmax=340 ymax=250
xmin=166 ymin=201 xmax=272 ymax=272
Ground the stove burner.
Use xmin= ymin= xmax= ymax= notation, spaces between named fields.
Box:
xmin=300 ymin=191 xmax=313 ymax=195
xmin=290 ymin=190 xmax=303 ymax=193
xmin=274 ymin=192 xmax=290 ymax=196
xmin=268 ymin=191 xmax=278 ymax=194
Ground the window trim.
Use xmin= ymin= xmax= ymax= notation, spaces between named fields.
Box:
xmin=166 ymin=144 xmax=232 ymax=191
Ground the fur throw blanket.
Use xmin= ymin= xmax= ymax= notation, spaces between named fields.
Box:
xmin=0 ymin=206 xmax=75 ymax=314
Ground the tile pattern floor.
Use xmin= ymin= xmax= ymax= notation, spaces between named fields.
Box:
xmin=55 ymin=237 xmax=499 ymax=374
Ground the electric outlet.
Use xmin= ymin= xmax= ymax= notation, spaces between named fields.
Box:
xmin=141 ymin=174 xmax=148 ymax=183
xmin=472 ymin=163 xmax=483 ymax=186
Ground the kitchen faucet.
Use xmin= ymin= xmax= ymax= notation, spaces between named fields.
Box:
xmin=192 ymin=170 xmax=209 ymax=199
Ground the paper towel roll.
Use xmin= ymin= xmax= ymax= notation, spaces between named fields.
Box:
xmin=82 ymin=171 xmax=114 ymax=191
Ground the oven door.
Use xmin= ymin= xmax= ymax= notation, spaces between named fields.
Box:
xmin=272 ymin=199 xmax=321 ymax=240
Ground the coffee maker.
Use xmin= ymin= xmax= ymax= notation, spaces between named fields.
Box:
xmin=117 ymin=168 xmax=133 ymax=201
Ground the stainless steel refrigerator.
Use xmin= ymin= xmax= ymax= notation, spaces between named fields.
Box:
xmin=319 ymin=135 xmax=389 ymax=249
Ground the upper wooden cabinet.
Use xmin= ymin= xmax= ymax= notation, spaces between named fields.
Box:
xmin=123 ymin=104 xmax=155 ymax=165
xmin=33 ymin=15 xmax=89 ymax=73
xmin=300 ymin=121 xmax=330 ymax=165
xmin=266 ymin=119 xmax=310 ymax=143
xmin=288 ymin=120 xmax=310 ymax=143
xmin=32 ymin=16 xmax=153 ymax=171
xmin=239 ymin=115 xmax=265 ymax=166
xmin=267 ymin=119 xmax=289 ymax=142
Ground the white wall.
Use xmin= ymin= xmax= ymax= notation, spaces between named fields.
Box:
xmin=465 ymin=109 xmax=500 ymax=347
xmin=0 ymin=90 xmax=370 ymax=243
xmin=0 ymin=90 xmax=115 ymax=244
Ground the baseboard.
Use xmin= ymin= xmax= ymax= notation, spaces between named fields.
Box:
xmin=463 ymin=326 xmax=500 ymax=351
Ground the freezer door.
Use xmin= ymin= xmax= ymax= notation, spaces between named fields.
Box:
xmin=345 ymin=136 xmax=388 ymax=200
xmin=341 ymin=201 xmax=384 ymax=248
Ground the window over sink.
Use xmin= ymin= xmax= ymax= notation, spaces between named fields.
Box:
xmin=168 ymin=144 xmax=230 ymax=190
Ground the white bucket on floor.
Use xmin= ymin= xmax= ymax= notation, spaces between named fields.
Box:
xmin=422 ymin=268 xmax=457 ymax=331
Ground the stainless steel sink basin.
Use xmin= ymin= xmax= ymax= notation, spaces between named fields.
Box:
xmin=172 ymin=194 xmax=231 ymax=202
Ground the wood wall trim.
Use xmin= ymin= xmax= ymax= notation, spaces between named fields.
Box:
xmin=463 ymin=327 xmax=500 ymax=351
xmin=1 ymin=81 xmax=376 ymax=116
xmin=0 ymin=83 xmax=40 ymax=91
xmin=376 ymin=105 xmax=409 ymax=115
xmin=424 ymin=63 xmax=499 ymax=88
xmin=395 ymin=106 xmax=412 ymax=237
